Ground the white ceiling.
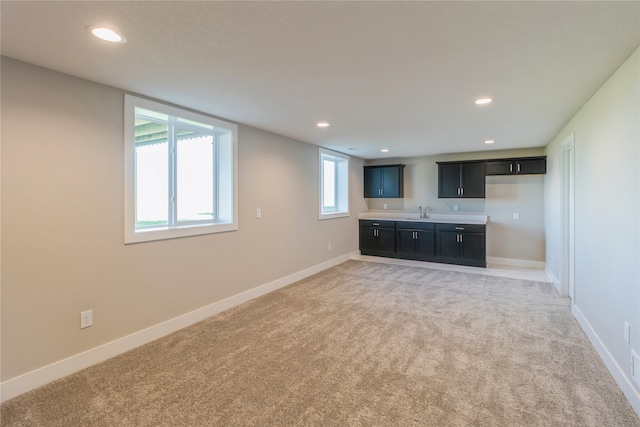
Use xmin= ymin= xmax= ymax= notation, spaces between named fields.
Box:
xmin=2 ymin=1 xmax=639 ymax=159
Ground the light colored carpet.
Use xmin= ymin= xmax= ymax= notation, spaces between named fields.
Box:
xmin=1 ymin=260 xmax=638 ymax=426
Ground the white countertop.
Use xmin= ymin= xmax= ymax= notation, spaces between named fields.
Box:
xmin=358 ymin=212 xmax=488 ymax=225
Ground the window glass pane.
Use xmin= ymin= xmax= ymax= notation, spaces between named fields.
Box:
xmin=318 ymin=148 xmax=348 ymax=220
xmin=134 ymin=116 xmax=169 ymax=147
xmin=176 ymin=129 xmax=214 ymax=222
xmin=135 ymin=118 xmax=168 ymax=228
xmin=323 ymin=158 xmax=336 ymax=211
xmin=216 ymin=130 xmax=234 ymax=223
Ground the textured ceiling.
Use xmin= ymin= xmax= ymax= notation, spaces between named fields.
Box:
xmin=2 ymin=1 xmax=639 ymax=159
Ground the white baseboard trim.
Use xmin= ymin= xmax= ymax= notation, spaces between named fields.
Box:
xmin=0 ymin=251 xmax=359 ymax=403
xmin=486 ymin=256 xmax=545 ymax=269
xmin=572 ymin=304 xmax=640 ymax=417
xmin=544 ymin=263 xmax=561 ymax=294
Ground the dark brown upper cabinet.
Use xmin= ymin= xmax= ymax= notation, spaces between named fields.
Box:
xmin=364 ymin=164 xmax=405 ymax=198
xmin=437 ymin=161 xmax=486 ymax=198
xmin=486 ymin=156 xmax=546 ymax=175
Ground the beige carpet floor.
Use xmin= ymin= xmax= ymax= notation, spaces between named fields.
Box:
xmin=1 ymin=260 xmax=638 ymax=426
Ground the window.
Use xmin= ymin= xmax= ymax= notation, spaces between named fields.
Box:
xmin=319 ymin=148 xmax=349 ymax=219
xmin=124 ymin=95 xmax=237 ymax=243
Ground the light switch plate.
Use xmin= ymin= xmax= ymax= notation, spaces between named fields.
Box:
xmin=624 ymin=321 xmax=631 ymax=344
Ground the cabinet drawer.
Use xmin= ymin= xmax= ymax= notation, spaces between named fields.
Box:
xmin=435 ymin=223 xmax=485 ymax=233
xmin=359 ymin=220 xmax=396 ymax=229
xmin=396 ymin=221 xmax=434 ymax=231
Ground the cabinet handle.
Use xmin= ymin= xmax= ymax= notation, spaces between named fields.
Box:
xmin=460 ymin=234 xmax=463 ymax=243
xmin=373 ymin=223 xmax=380 ymax=226
xmin=456 ymin=234 xmax=459 ymax=243
xmin=455 ymin=227 xmax=464 ymax=230
xmin=414 ymin=231 xmax=417 ymax=240
xmin=510 ymin=163 xmax=513 ymax=172
xmin=517 ymin=163 xmax=521 ymax=173
xmin=460 ymin=187 xmax=464 ymax=196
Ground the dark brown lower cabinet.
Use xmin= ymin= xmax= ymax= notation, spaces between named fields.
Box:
xmin=396 ymin=223 xmax=435 ymax=260
xmin=434 ymin=224 xmax=486 ymax=267
xmin=359 ymin=220 xmax=396 ymax=257
xmin=359 ymin=220 xmax=486 ymax=267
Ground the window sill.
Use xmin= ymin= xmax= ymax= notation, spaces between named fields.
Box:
xmin=319 ymin=211 xmax=350 ymax=221
xmin=124 ymin=222 xmax=237 ymax=244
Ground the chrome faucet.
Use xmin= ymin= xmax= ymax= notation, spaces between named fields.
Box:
xmin=418 ymin=206 xmax=423 ymax=218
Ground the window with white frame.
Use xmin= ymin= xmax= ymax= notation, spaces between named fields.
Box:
xmin=124 ymin=95 xmax=237 ymax=243
xmin=319 ymin=148 xmax=349 ymax=219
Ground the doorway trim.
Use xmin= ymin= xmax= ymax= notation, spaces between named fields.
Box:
xmin=560 ymin=133 xmax=575 ymax=300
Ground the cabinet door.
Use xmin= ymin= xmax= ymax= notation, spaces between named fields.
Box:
xmin=396 ymin=229 xmax=417 ymax=258
xmin=486 ymin=160 xmax=514 ymax=175
xmin=363 ymin=167 xmax=381 ymax=198
xmin=381 ymin=166 xmax=402 ymax=198
xmin=516 ymin=158 xmax=546 ymax=174
xmin=377 ymin=228 xmax=397 ymax=256
xmin=438 ymin=163 xmax=461 ymax=198
xmin=415 ymin=229 xmax=435 ymax=260
xmin=460 ymin=162 xmax=486 ymax=198
xmin=435 ymin=230 xmax=460 ymax=261
xmin=459 ymin=232 xmax=486 ymax=266
xmin=359 ymin=226 xmax=378 ymax=254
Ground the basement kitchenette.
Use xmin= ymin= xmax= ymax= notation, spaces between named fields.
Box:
xmin=359 ymin=155 xmax=547 ymax=268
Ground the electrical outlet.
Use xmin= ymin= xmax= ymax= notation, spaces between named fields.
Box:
xmin=624 ymin=321 xmax=631 ymax=344
xmin=328 ymin=243 xmax=332 ymax=251
xmin=453 ymin=204 xmax=459 ymax=211
xmin=513 ymin=212 xmax=520 ymax=220
xmin=80 ymin=310 xmax=93 ymax=329
xmin=383 ymin=204 xmax=388 ymax=210
xmin=256 ymin=208 xmax=261 ymax=219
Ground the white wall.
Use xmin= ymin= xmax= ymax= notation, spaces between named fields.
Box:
xmin=0 ymin=58 xmax=366 ymax=386
xmin=545 ymin=46 xmax=640 ymax=413
xmin=365 ymin=148 xmax=546 ymax=264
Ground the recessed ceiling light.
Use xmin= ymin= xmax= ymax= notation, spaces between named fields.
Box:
xmin=316 ymin=122 xmax=330 ymax=128
xmin=87 ymin=26 xmax=126 ymax=43
xmin=381 ymin=149 xmax=390 ymax=153
xmin=475 ymin=98 xmax=493 ymax=105
xmin=484 ymin=140 xmax=495 ymax=144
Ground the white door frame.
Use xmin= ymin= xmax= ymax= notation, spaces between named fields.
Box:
xmin=560 ymin=133 xmax=575 ymax=300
